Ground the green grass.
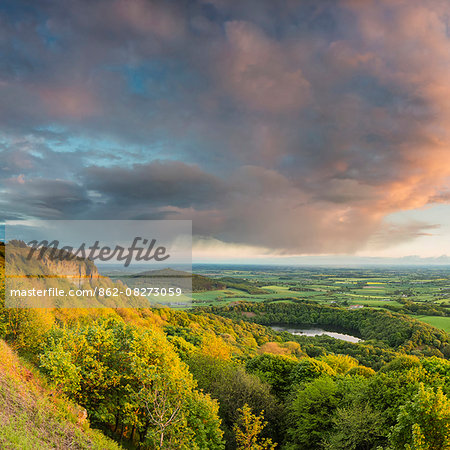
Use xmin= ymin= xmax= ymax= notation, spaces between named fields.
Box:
xmin=0 ymin=340 xmax=121 ymax=450
xmin=262 ymin=285 xmax=291 ymax=291
xmin=345 ymin=298 xmax=402 ymax=307
xmin=191 ymin=267 xmax=450 ymax=332
xmin=414 ymin=315 xmax=450 ymax=333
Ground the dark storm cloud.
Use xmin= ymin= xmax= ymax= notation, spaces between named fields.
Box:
xmin=1 ymin=0 xmax=450 ymax=254
xmin=2 ymin=177 xmax=91 ymax=219
xmin=84 ymin=160 xmax=226 ymax=209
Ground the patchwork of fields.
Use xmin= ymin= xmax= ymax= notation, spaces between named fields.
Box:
xmin=192 ymin=265 xmax=450 ymax=333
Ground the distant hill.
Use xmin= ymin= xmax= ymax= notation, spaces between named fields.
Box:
xmin=193 ymin=274 xmax=228 ymax=292
xmin=120 ymin=268 xmax=227 ymax=292
xmin=215 ymin=276 xmax=269 ymax=295
xmin=129 ymin=267 xmax=193 ymax=278
xmin=124 ymin=268 xmax=267 ymax=294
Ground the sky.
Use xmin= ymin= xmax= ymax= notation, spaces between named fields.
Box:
xmin=1 ymin=0 xmax=450 ymax=263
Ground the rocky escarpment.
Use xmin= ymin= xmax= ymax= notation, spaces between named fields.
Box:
xmin=5 ymin=241 xmax=100 ymax=287
xmin=5 ymin=241 xmax=148 ymax=308
xmin=39 ymin=253 xmax=99 ymax=280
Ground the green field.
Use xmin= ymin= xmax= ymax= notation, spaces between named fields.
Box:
xmin=414 ymin=315 xmax=450 ymax=333
xmin=192 ymin=265 xmax=450 ymax=334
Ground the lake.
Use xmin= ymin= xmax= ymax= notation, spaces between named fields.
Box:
xmin=271 ymin=325 xmax=361 ymax=343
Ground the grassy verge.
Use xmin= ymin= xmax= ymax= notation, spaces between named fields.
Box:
xmin=0 ymin=340 xmax=121 ymax=450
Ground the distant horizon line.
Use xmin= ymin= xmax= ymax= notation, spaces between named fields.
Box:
xmin=3 ymin=238 xmax=450 ymax=267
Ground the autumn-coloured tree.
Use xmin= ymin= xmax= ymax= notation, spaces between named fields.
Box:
xmin=39 ymin=318 xmax=224 ymax=449
xmin=233 ymin=403 xmax=276 ymax=450
xmin=391 ymin=383 xmax=450 ymax=450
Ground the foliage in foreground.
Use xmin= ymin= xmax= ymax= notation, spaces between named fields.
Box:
xmin=1 ymin=251 xmax=450 ymax=449
xmin=39 ymin=317 xmax=224 ymax=449
xmin=0 ymin=339 xmax=120 ymax=450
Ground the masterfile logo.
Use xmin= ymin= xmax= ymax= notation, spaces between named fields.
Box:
xmin=5 ymin=220 xmax=192 ymax=309
xmin=26 ymin=237 xmax=171 ymax=267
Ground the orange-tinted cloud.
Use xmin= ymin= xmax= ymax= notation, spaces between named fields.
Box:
xmin=219 ymin=21 xmax=311 ymax=113
xmin=1 ymin=0 xmax=450 ymax=255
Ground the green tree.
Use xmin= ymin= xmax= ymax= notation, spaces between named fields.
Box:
xmin=246 ymin=353 xmax=298 ymax=398
xmin=324 ymin=404 xmax=384 ymax=450
xmin=320 ymin=354 xmax=358 ymax=374
xmin=345 ymin=365 xmax=376 ymax=377
xmin=365 ymin=365 xmax=430 ymax=430
xmin=39 ymin=337 xmax=81 ymax=396
xmin=380 ymin=355 xmax=421 ymax=373
xmin=286 ymin=377 xmax=339 ymax=449
xmin=188 ymin=354 xmax=282 ymax=448
xmin=390 ymin=383 xmax=450 ymax=450
xmin=0 ymin=307 xmax=54 ymax=354
xmin=40 ymin=318 xmax=224 ymax=449
xmin=234 ymin=404 xmax=276 ymax=450
xmin=128 ymin=330 xmax=224 ymax=449
xmin=290 ymin=357 xmax=335 ymax=384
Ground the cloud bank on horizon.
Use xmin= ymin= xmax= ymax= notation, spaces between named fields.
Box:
xmin=1 ymin=0 xmax=450 ymax=258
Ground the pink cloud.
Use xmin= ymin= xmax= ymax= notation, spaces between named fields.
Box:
xmin=113 ymin=0 xmax=185 ymax=40
xmin=37 ymin=85 xmax=100 ymax=119
xmin=219 ymin=21 xmax=311 ymax=113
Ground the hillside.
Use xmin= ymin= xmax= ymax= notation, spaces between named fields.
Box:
xmin=122 ymin=268 xmax=266 ymax=294
xmin=4 ymin=242 xmax=147 ymax=308
xmin=126 ymin=268 xmax=227 ymax=292
xmin=0 ymin=339 xmax=120 ymax=449
xmin=209 ymin=300 xmax=450 ymax=360
xmin=1 ymin=244 xmax=450 ymax=449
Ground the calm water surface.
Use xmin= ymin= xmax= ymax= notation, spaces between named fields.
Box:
xmin=271 ymin=325 xmax=360 ymax=343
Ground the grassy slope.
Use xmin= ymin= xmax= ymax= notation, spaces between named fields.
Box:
xmin=0 ymin=339 xmax=120 ymax=450
xmin=415 ymin=315 xmax=450 ymax=333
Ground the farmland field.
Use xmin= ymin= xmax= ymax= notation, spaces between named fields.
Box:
xmin=192 ymin=265 xmax=450 ymax=334
xmin=415 ymin=315 xmax=450 ymax=333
